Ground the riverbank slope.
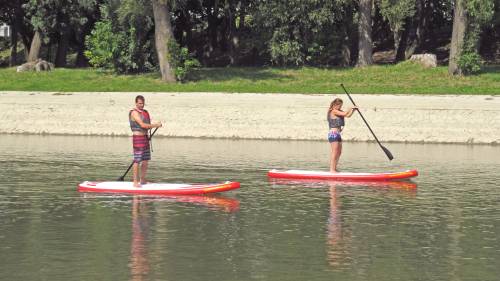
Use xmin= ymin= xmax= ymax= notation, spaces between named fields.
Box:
xmin=1 ymin=91 xmax=499 ymax=144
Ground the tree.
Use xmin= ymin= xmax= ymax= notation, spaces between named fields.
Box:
xmin=357 ymin=0 xmax=373 ymax=66
xmin=252 ymin=0 xmax=347 ymax=66
xmin=449 ymin=0 xmax=495 ymax=75
xmin=448 ymin=0 xmax=467 ymax=75
xmin=152 ymin=0 xmax=176 ymax=82
xmin=22 ymin=0 xmax=100 ymax=65
xmin=0 ymin=0 xmax=31 ymax=65
xmin=85 ymin=0 xmax=157 ymax=73
xmin=53 ymin=0 xmax=100 ymax=67
xmin=404 ymin=0 xmax=427 ymax=59
xmin=24 ymin=0 xmax=55 ymax=62
xmin=378 ymin=0 xmax=416 ymax=62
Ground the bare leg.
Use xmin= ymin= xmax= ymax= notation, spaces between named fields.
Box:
xmin=133 ymin=162 xmax=141 ymax=187
xmin=335 ymin=142 xmax=342 ymax=171
xmin=140 ymin=160 xmax=149 ymax=184
xmin=330 ymin=142 xmax=339 ymax=173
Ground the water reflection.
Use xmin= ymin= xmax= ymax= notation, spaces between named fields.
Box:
xmin=270 ymin=179 xmax=417 ymax=269
xmin=3 ymin=134 xmax=500 ymax=281
xmin=80 ymin=194 xmax=240 ymax=213
xmin=326 ymin=184 xmax=349 ymax=268
xmin=126 ymin=195 xmax=240 ymax=280
xmin=130 ymin=197 xmax=150 ymax=281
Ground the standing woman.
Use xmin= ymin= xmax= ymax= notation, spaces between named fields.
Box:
xmin=327 ymin=98 xmax=357 ymax=173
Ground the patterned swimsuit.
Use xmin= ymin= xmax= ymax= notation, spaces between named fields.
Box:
xmin=327 ymin=114 xmax=344 ymax=143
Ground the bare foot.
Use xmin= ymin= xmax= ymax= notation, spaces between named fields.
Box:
xmin=133 ymin=182 xmax=141 ymax=188
xmin=330 ymin=170 xmax=339 ymax=173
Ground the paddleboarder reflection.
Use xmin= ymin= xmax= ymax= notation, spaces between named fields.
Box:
xmin=326 ymin=183 xmax=352 ymax=267
xmin=325 ymin=181 xmax=417 ymax=268
xmin=127 ymin=195 xmax=239 ymax=279
xmin=129 ymin=196 xmax=151 ymax=281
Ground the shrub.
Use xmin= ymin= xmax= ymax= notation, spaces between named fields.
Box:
xmin=84 ymin=21 xmax=118 ymax=70
xmin=457 ymin=52 xmax=483 ymax=75
xmin=168 ymin=41 xmax=200 ymax=82
xmin=85 ymin=21 xmax=155 ymax=74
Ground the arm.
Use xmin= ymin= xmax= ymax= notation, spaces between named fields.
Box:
xmin=332 ymin=107 xmax=358 ymax=118
xmin=131 ymin=111 xmax=162 ymax=129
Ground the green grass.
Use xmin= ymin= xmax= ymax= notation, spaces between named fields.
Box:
xmin=1 ymin=62 xmax=499 ymax=94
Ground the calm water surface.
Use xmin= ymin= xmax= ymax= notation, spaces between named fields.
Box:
xmin=0 ymin=135 xmax=499 ymax=281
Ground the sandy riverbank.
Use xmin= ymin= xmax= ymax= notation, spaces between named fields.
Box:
xmin=1 ymin=91 xmax=499 ymax=144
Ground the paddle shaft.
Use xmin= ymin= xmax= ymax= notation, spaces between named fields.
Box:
xmin=340 ymin=84 xmax=394 ymax=160
xmin=118 ymin=127 xmax=159 ymax=181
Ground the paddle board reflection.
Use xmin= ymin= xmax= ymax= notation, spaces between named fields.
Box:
xmin=80 ymin=193 xmax=240 ymax=213
xmin=127 ymin=195 xmax=239 ymax=280
xmin=269 ymin=178 xmax=417 ymax=268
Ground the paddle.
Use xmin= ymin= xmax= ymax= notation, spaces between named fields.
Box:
xmin=340 ymin=84 xmax=394 ymax=161
xmin=117 ymin=127 xmax=160 ymax=181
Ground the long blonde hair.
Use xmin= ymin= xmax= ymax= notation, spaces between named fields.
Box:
xmin=327 ymin=98 xmax=343 ymax=118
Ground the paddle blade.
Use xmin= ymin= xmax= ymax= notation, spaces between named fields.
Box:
xmin=381 ymin=146 xmax=394 ymax=161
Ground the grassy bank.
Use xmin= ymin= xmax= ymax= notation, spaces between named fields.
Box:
xmin=1 ymin=62 xmax=499 ymax=94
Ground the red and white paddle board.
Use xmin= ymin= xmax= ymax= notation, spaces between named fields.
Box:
xmin=78 ymin=181 xmax=240 ymax=195
xmin=268 ymin=169 xmax=418 ymax=181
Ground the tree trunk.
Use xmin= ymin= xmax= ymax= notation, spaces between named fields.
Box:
xmin=12 ymin=0 xmax=31 ymax=61
xmin=405 ymin=0 xmax=425 ymax=59
xmin=152 ymin=0 xmax=176 ymax=82
xmin=10 ymin=23 xmax=18 ymax=66
xmin=226 ymin=1 xmax=238 ymax=65
xmin=27 ymin=30 xmax=42 ymax=62
xmin=75 ymin=15 xmax=97 ymax=67
xmin=21 ymin=33 xmax=31 ymax=61
xmin=448 ymin=0 xmax=468 ymax=75
xmin=55 ymin=22 xmax=70 ymax=67
xmin=395 ymin=21 xmax=410 ymax=62
xmin=340 ymin=7 xmax=356 ymax=66
xmin=357 ymin=0 xmax=373 ymax=66
xmin=207 ymin=8 xmax=219 ymax=59
xmin=75 ymin=49 xmax=89 ymax=67
xmin=341 ymin=39 xmax=352 ymax=66
xmin=239 ymin=0 xmax=246 ymax=30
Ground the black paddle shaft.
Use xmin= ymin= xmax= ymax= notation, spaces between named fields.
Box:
xmin=340 ymin=84 xmax=394 ymax=161
xmin=118 ymin=127 xmax=160 ymax=181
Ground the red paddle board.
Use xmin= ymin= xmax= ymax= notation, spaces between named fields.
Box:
xmin=78 ymin=181 xmax=240 ymax=195
xmin=268 ymin=169 xmax=418 ymax=181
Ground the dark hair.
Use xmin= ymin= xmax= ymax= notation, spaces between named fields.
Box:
xmin=135 ymin=95 xmax=145 ymax=103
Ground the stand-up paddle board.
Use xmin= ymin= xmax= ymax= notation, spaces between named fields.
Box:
xmin=268 ymin=169 xmax=418 ymax=181
xmin=78 ymin=181 xmax=240 ymax=195
xmin=269 ymin=178 xmax=417 ymax=190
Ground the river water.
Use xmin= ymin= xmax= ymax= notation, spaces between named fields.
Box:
xmin=0 ymin=135 xmax=499 ymax=281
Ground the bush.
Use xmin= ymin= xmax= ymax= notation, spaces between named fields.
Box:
xmin=84 ymin=21 xmax=118 ymax=70
xmin=270 ymin=39 xmax=304 ymax=66
xmin=168 ymin=41 xmax=200 ymax=82
xmin=85 ymin=21 xmax=155 ymax=74
xmin=457 ymin=52 xmax=483 ymax=75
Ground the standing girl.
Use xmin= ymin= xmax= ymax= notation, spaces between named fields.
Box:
xmin=327 ymin=98 xmax=357 ymax=173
